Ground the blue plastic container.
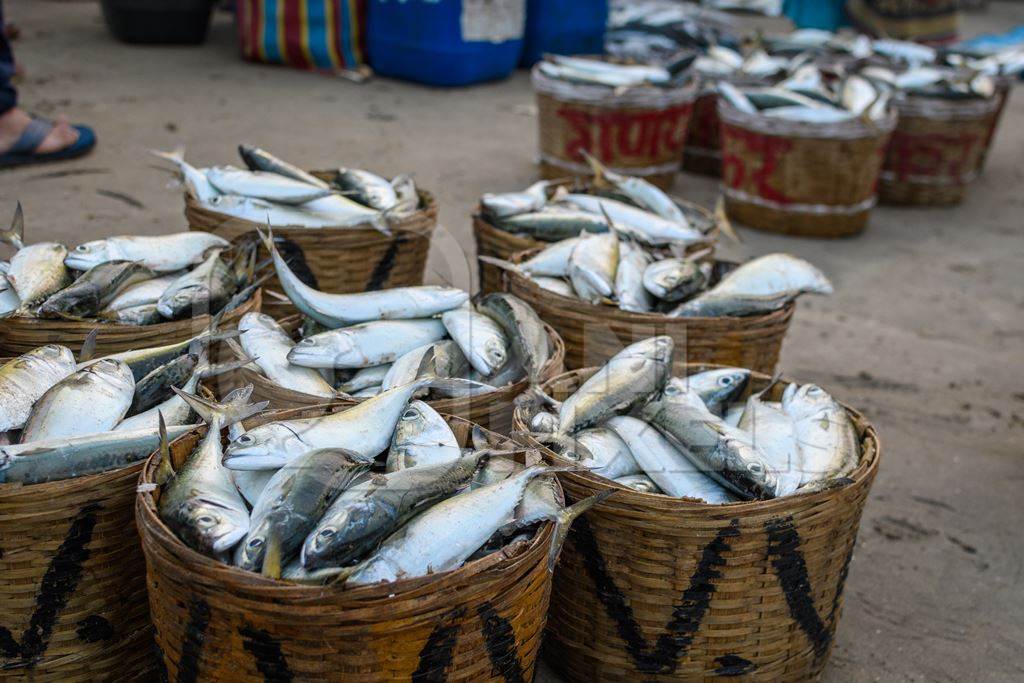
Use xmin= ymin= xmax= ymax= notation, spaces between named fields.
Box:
xmin=783 ymin=0 xmax=848 ymax=31
xmin=520 ymin=0 xmax=608 ymax=67
xmin=366 ymin=0 xmax=525 ymax=87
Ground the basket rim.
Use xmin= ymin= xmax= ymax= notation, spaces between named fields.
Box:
xmin=718 ymin=99 xmax=898 ymax=139
xmin=513 ymin=363 xmax=881 ymax=514
xmin=136 ymin=409 xmax=556 ymax=601
xmin=184 ymin=178 xmax=438 ymax=239
xmin=222 ymin=320 xmax=566 ymax=407
xmin=504 ymin=249 xmax=797 ymax=325
xmin=0 ymin=287 xmax=261 ymax=335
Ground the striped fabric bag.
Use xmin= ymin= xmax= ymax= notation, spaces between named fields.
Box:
xmin=236 ymin=0 xmax=367 ymax=76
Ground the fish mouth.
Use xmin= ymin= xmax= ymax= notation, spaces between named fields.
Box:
xmin=156 ymin=301 xmax=176 ymax=318
xmin=63 ymin=256 xmax=97 ymax=270
xmin=212 ymin=526 xmax=249 ymax=555
xmin=222 ymin=449 xmax=288 ymax=471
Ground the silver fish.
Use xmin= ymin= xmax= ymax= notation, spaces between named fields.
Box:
xmin=441 ymin=308 xmax=509 ymax=377
xmin=478 ymin=293 xmax=551 ymax=385
xmin=0 ymin=345 xmax=77 ymax=432
xmin=606 ymin=415 xmax=735 ymax=503
xmin=339 ymin=364 xmax=392 ymax=394
xmin=781 ymin=384 xmax=860 ymax=489
xmin=533 ymin=276 xmax=576 ymax=298
xmin=536 ymin=426 xmax=640 ymax=479
xmin=234 ymin=447 xmax=367 ymax=576
xmin=156 ymin=250 xmax=235 ymax=319
xmin=380 ymin=344 xmax=434 ymax=392
xmin=615 ymin=238 xmax=654 ymax=313
xmin=671 ymin=253 xmax=832 ymax=317
xmin=6 ymin=242 xmax=70 ymax=307
xmin=65 ymin=232 xmax=229 ymax=272
xmin=664 ymin=367 xmax=750 ymax=416
xmin=739 ymin=393 xmax=802 ymax=497
xmin=101 ymin=272 xmax=181 ymax=312
xmin=238 ymin=144 xmax=330 ymax=189
xmin=206 ymin=165 xmax=333 ymax=205
xmin=238 ymin=312 xmax=334 ymax=398
xmin=495 ymin=209 xmax=609 ymax=241
xmin=0 ymin=274 xmax=20 ymax=316
xmin=21 ymin=359 xmax=135 ymax=442
xmin=150 ymin=148 xmax=222 ymax=202
xmin=614 ymin=474 xmax=661 ymax=494
xmin=642 ymin=258 xmax=706 ymax=302
xmin=569 ymin=230 xmax=618 ymax=303
xmin=386 ymin=400 xmax=462 ymax=472
xmin=301 ymin=452 xmax=488 ymax=570
xmin=480 ymin=181 xmax=549 ymax=218
xmin=332 ymin=168 xmax=398 ymax=210
xmin=287 ymin=318 xmax=448 ymax=369
xmin=562 ymin=194 xmax=707 ymax=247
xmin=556 ymin=336 xmax=672 ymax=434
xmin=583 ymin=151 xmax=691 ymax=226
xmin=38 ymin=261 xmax=155 ymax=319
xmin=159 ymin=389 xmax=266 ymax=556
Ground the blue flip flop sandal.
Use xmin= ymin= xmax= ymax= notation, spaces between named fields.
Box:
xmin=0 ymin=116 xmax=96 ymax=169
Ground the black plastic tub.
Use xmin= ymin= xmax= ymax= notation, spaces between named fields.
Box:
xmin=101 ymin=0 xmax=216 ymax=45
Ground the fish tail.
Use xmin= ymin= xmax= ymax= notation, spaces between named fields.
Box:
xmin=1 ymin=202 xmax=25 ymax=251
xmin=148 ymin=145 xmax=186 ymax=165
xmin=476 ymin=255 xmax=523 ymax=276
xmin=579 ymin=149 xmax=607 ymax=186
xmin=78 ymin=328 xmax=99 ymax=363
xmin=196 ymin=354 xmax=257 ymax=380
xmin=260 ymin=527 xmax=283 ymax=580
xmin=171 ymin=385 xmax=268 ymax=428
xmin=714 ymin=196 xmax=742 ymax=244
xmin=155 ymin=411 xmax=176 ymax=486
xmin=546 ymin=489 xmax=615 ymax=572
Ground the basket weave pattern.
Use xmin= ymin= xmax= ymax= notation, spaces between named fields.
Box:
xmin=0 ymin=463 xmax=155 ymax=681
xmin=514 ymin=367 xmax=881 ymax=681
xmin=137 ymin=409 xmax=555 ymax=682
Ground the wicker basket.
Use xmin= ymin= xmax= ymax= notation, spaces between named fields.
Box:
xmin=533 ymin=64 xmax=699 ymax=190
xmin=185 ymin=172 xmax=437 ymax=318
xmin=502 ymin=252 xmax=793 ymax=375
xmin=473 ymin=184 xmax=717 ymax=295
xmin=0 ymin=289 xmax=261 ymax=358
xmin=878 ymin=90 xmax=1007 ymax=206
xmin=137 ymin=408 xmax=556 ymax=682
xmin=513 ymin=366 xmax=881 ymax=682
xmin=683 ymin=75 xmax=772 ymax=177
xmin=204 ymin=320 xmax=566 ymax=435
xmin=0 ymin=461 xmax=156 ymax=680
xmin=719 ymin=102 xmax=896 ymax=237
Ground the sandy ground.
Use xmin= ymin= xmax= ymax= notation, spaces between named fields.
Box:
xmin=2 ymin=1 xmax=1022 ymax=680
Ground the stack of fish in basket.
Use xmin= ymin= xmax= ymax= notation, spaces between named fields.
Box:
xmin=512 ymin=336 xmax=881 ymax=680
xmin=157 ymin=145 xmax=439 ymax=316
xmin=204 ymin=228 xmax=566 ymax=433
xmin=0 ymin=205 xmax=261 ymax=355
xmin=476 ymin=157 xmax=831 ymax=374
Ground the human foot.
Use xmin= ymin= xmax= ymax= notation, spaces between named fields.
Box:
xmin=0 ymin=109 xmax=80 ymax=155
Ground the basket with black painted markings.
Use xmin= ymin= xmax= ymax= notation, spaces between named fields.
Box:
xmin=184 ymin=172 xmax=437 ymax=318
xmin=0 ymin=460 xmax=156 ymax=680
xmin=513 ymin=365 xmax=881 ymax=681
xmin=136 ymin=408 xmax=556 ymax=682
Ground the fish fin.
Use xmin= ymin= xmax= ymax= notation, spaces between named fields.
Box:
xmin=533 ymin=433 xmax=595 ymax=463
xmin=714 ymin=196 xmax=741 ymax=243
xmin=171 ymin=385 xmax=268 ymax=427
xmin=477 ymin=255 xmax=523 ymax=275
xmin=78 ymin=328 xmax=99 ymax=363
xmin=547 ymin=490 xmax=615 ymax=572
xmin=155 ymin=411 xmax=175 ymax=486
xmin=1 ymin=202 xmax=25 ymax=251
xmin=579 ymin=150 xmax=609 ymax=187
xmin=416 ymin=376 xmax=493 ymax=396
xmin=260 ymin=528 xmax=283 ymax=580
xmin=197 ymin=354 xmax=257 ymax=380
xmin=755 ymin=373 xmax=784 ymax=399
xmin=148 ymin=146 xmax=185 ymax=165
xmin=370 ymin=210 xmax=395 ymax=237
xmin=471 ymin=424 xmax=492 ymax=451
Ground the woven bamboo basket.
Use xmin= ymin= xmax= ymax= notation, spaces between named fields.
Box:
xmin=878 ymin=90 xmax=1007 ymax=206
xmin=204 ymin=318 xmax=566 ymax=435
xmin=683 ymin=75 xmax=773 ymax=177
xmin=847 ymin=0 xmax=959 ymax=44
xmin=0 ymin=289 xmax=261 ymax=358
xmin=513 ymin=365 xmax=881 ymax=681
xmin=185 ymin=173 xmax=437 ymax=318
xmin=0 ymin=461 xmax=155 ymax=680
xmin=719 ymin=101 xmax=897 ymax=237
xmin=533 ymin=64 xmax=699 ymax=190
xmin=137 ymin=408 xmax=556 ymax=682
xmin=473 ymin=185 xmax=718 ymax=295
xmin=502 ymin=252 xmax=793 ymax=375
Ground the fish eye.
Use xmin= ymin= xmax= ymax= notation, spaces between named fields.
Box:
xmin=197 ymin=514 xmax=216 ymax=527
xmin=719 ymin=376 xmax=734 ymax=386
xmin=402 ymin=409 xmax=418 ymax=420
xmin=748 ymin=462 xmax=764 ymax=475
xmin=236 ymin=434 xmax=254 ymax=445
xmin=319 ymin=529 xmax=335 ymax=539
xmin=75 ymin=244 xmax=90 ymax=252
xmin=248 ymin=538 xmax=263 ymax=549
xmin=299 ymin=338 xmax=315 ymax=346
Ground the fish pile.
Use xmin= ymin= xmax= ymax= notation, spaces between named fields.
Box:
xmin=0 ymin=329 xmax=247 ymax=485
xmin=153 ymin=145 xmax=421 ymax=232
xmin=239 ymin=230 xmax=553 ymax=399
xmin=856 ymin=63 xmax=999 ymax=101
xmin=535 ymin=53 xmax=695 ymax=89
xmin=489 ymin=231 xmax=831 ymax=318
xmin=480 ymin=155 xmax=716 ymax=246
xmin=157 ymin=384 xmax=608 ymax=586
xmin=0 ymin=205 xmax=259 ymax=324
xmin=717 ymin=64 xmax=893 ymax=123
xmin=606 ymin=0 xmax=737 ymax=64
xmin=520 ymin=336 xmax=861 ymax=502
